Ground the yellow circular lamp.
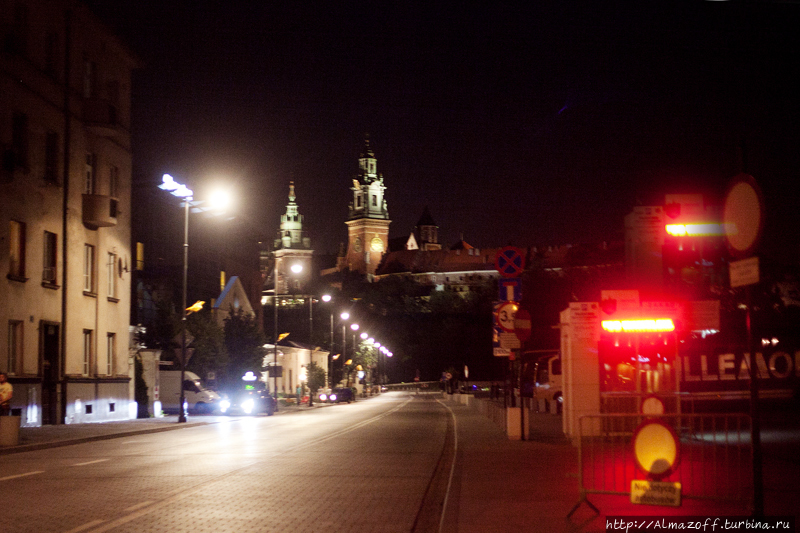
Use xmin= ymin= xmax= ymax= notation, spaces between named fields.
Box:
xmin=632 ymin=420 xmax=680 ymax=480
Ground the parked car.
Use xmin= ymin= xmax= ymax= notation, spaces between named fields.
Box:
xmin=219 ymin=380 xmax=275 ymax=416
xmin=329 ymin=387 xmax=354 ymax=403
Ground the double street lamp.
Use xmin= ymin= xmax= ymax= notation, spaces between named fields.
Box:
xmin=159 ymin=174 xmax=230 ymax=423
xmin=159 ymin=174 xmax=192 ymax=423
xmin=158 ymin=174 xmax=228 ymax=423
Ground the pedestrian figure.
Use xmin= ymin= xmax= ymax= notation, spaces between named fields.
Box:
xmin=0 ymin=372 xmax=12 ymax=416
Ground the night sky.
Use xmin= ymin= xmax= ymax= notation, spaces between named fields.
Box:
xmin=88 ymin=2 xmax=800 ymax=261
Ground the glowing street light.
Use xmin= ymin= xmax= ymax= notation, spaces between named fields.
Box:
xmin=158 ymin=173 xmax=195 ymax=423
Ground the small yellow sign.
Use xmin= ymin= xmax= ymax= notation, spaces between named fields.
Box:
xmin=630 ymin=480 xmax=681 ymax=507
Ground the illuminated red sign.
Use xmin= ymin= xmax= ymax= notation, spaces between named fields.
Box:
xmin=602 ymin=319 xmax=675 ymax=333
xmin=665 ymin=223 xmax=723 ymax=237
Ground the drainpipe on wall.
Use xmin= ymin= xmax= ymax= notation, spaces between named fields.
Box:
xmin=59 ymin=7 xmax=72 ymax=425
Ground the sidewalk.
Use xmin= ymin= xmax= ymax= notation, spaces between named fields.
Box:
xmin=441 ymin=396 xmax=763 ymax=533
xmin=442 ymin=399 xmax=586 ymax=533
xmin=0 ymin=401 xmax=322 ymax=456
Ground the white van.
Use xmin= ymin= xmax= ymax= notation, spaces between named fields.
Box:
xmin=158 ymin=370 xmax=221 ymax=414
xmin=533 ymin=355 xmax=562 ymax=413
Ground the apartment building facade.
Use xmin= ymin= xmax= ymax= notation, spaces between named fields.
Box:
xmin=1 ymin=0 xmax=138 ymax=425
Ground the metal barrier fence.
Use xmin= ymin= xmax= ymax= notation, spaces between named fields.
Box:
xmin=568 ymin=413 xmax=752 ymax=517
xmin=600 ymin=392 xmax=697 ymax=416
xmin=383 ymin=381 xmax=441 ymax=392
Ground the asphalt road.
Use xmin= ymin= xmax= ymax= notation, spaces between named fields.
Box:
xmin=1 ymin=392 xmax=452 ymax=533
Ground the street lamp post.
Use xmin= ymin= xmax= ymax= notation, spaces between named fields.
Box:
xmin=350 ymin=323 xmax=359 ymax=388
xmin=159 ymin=174 xmax=195 ymax=423
xmin=273 ymin=256 xmax=279 ymax=409
xmin=340 ymin=312 xmax=350 ymax=386
xmin=321 ymin=294 xmax=333 ymax=386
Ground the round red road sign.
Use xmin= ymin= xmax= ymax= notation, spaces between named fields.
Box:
xmin=514 ymin=309 xmax=532 ymax=342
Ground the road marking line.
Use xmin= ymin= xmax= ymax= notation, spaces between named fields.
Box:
xmin=0 ymin=470 xmax=44 ymax=481
xmin=63 ymin=519 xmax=105 ymax=533
xmin=124 ymin=501 xmax=154 ymax=512
xmin=72 ymin=459 xmax=110 ymax=466
xmin=83 ymin=401 xmax=412 ymax=533
xmin=436 ymin=399 xmax=459 ymax=533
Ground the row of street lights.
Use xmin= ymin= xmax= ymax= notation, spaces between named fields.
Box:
xmin=159 ymin=173 xmax=393 ymax=416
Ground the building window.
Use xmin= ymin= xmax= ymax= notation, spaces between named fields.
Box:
xmin=45 ymin=32 xmax=59 ymax=77
xmin=7 ymin=321 xmax=23 ymax=375
xmin=43 ymin=231 xmax=57 ymax=285
xmin=12 ymin=112 xmax=28 ymax=170
xmin=82 ymin=330 xmax=93 ymax=376
xmin=82 ymin=58 xmax=96 ymax=98
xmin=136 ymin=242 xmax=144 ymax=271
xmin=44 ymin=131 xmax=58 ymax=184
xmin=106 ymin=333 xmax=115 ymax=376
xmin=5 ymin=3 xmax=28 ymax=55
xmin=83 ymin=244 xmax=95 ymax=293
xmin=8 ymin=220 xmax=26 ymax=280
xmin=109 ymin=165 xmax=119 ymax=197
xmin=372 ymin=195 xmax=377 ymax=206
xmin=84 ymin=153 xmax=96 ymax=194
xmin=107 ymin=252 xmax=117 ymax=299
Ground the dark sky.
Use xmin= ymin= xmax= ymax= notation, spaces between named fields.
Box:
xmin=89 ymin=2 xmax=800 ymax=259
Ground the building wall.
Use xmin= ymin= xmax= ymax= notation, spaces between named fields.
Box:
xmin=0 ymin=0 xmax=137 ymax=425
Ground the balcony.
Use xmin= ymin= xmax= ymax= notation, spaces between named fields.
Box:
xmin=82 ymin=194 xmax=118 ymax=229
xmin=82 ymin=98 xmax=125 ymax=139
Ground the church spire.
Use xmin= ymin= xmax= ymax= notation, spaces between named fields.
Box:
xmin=350 ymin=136 xmax=388 ymax=221
xmin=358 ymin=134 xmax=378 ymax=180
xmin=275 ymin=181 xmax=310 ymax=250
xmin=344 ymin=137 xmax=391 ymax=276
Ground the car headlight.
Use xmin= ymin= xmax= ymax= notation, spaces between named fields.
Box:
xmin=330 ymin=393 xmax=337 ymax=402
xmin=319 ymin=393 xmax=327 ymax=402
xmin=242 ymin=398 xmax=255 ymax=414
xmin=220 ymin=399 xmax=231 ymax=413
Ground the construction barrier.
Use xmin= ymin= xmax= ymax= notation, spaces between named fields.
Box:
xmin=568 ymin=413 xmax=752 ymax=516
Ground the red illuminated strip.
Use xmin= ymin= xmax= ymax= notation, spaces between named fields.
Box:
xmin=665 ymin=223 xmax=723 ymax=237
xmin=601 ymin=319 xmax=675 ymax=332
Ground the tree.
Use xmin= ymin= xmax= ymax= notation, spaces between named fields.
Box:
xmin=139 ymin=297 xmax=179 ymax=351
xmin=306 ymin=361 xmax=326 ymax=393
xmin=223 ymin=309 xmax=266 ymax=389
xmin=186 ymin=309 xmax=227 ymax=382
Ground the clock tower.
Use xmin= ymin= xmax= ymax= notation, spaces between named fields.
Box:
xmin=345 ymin=137 xmax=390 ymax=276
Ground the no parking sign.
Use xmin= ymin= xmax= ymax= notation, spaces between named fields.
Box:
xmin=495 ymin=247 xmax=525 ymax=278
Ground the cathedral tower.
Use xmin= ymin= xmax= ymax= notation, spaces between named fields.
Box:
xmin=345 ymin=137 xmax=390 ymax=276
xmin=273 ymin=182 xmax=313 ymax=293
